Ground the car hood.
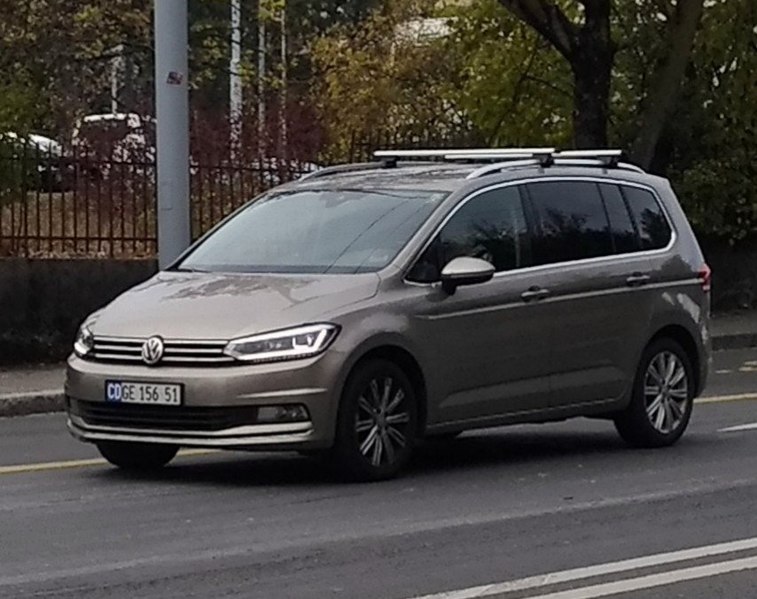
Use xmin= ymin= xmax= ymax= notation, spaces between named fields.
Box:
xmin=93 ymin=271 xmax=380 ymax=340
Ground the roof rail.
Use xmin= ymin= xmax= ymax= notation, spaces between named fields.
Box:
xmin=300 ymin=148 xmax=643 ymax=182
xmin=465 ymin=159 xmax=544 ymax=179
xmin=298 ymin=162 xmax=385 ymax=181
xmin=465 ymin=156 xmax=643 ymax=179
xmin=554 ymin=158 xmax=645 ymax=174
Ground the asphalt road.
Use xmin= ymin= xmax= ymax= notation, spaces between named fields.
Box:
xmin=1 ymin=348 xmax=756 ymax=599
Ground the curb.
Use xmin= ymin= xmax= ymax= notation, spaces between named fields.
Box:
xmin=0 ymin=391 xmax=65 ymax=417
xmin=713 ymin=334 xmax=757 ymax=352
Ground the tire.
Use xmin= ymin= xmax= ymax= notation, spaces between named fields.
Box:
xmin=332 ymin=359 xmax=418 ymax=481
xmin=97 ymin=441 xmax=179 ymax=471
xmin=426 ymin=431 xmax=462 ymax=442
xmin=614 ymin=338 xmax=694 ymax=448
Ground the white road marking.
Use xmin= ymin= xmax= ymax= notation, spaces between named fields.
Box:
xmin=718 ymin=422 xmax=757 ymax=433
xmin=516 ymin=556 xmax=757 ymax=599
xmin=714 ymin=369 xmax=732 ymax=375
xmin=409 ymin=537 xmax=757 ymax=599
xmin=738 ymin=367 xmax=757 ymax=373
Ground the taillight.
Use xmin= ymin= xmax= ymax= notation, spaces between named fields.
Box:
xmin=698 ymin=263 xmax=711 ymax=292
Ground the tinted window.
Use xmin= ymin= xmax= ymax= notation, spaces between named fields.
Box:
xmin=179 ymin=188 xmax=447 ymax=274
xmin=599 ymin=183 xmax=638 ymax=254
xmin=407 ymin=186 xmax=530 ymax=282
xmin=622 ymin=186 xmax=672 ymax=250
xmin=527 ymin=181 xmax=612 ymax=265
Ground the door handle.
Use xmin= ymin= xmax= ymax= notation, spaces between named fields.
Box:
xmin=626 ymin=273 xmax=651 ymax=287
xmin=521 ymin=286 xmax=551 ymax=302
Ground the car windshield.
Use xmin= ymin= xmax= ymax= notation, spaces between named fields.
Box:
xmin=178 ymin=187 xmax=448 ymax=274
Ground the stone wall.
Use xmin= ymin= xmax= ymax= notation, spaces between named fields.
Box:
xmin=0 ymin=259 xmax=157 ymax=364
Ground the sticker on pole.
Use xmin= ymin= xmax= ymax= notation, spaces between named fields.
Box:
xmin=166 ymin=71 xmax=184 ymax=85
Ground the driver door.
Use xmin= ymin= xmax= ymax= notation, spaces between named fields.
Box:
xmin=408 ymin=185 xmax=557 ymax=425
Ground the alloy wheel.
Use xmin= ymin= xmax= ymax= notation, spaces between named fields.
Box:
xmin=355 ymin=376 xmax=411 ymax=468
xmin=644 ymin=351 xmax=689 ymax=434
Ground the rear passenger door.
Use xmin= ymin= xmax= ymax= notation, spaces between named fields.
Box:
xmin=523 ymin=180 xmax=659 ymax=407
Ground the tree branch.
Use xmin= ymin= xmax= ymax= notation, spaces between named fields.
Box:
xmin=497 ymin=0 xmax=579 ymax=60
xmin=523 ymin=74 xmax=572 ymax=98
xmin=630 ymin=0 xmax=706 ymax=169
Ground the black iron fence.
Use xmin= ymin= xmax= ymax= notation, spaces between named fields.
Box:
xmin=0 ymin=142 xmax=314 ymax=258
xmin=0 ymin=131 xmax=479 ymax=258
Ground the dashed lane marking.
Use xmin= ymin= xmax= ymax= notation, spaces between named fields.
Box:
xmin=696 ymin=392 xmax=757 ymax=404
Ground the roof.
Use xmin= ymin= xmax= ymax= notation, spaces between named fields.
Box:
xmin=289 ymin=163 xmax=481 ymax=193
xmin=82 ymin=113 xmax=144 ymax=123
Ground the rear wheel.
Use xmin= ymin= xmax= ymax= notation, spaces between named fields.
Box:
xmin=614 ymin=338 xmax=694 ymax=448
xmin=333 ymin=359 xmax=417 ymax=481
xmin=97 ymin=441 xmax=179 ymax=471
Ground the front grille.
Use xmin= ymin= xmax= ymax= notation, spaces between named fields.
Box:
xmin=70 ymin=399 xmax=262 ymax=432
xmin=91 ymin=336 xmax=235 ymax=366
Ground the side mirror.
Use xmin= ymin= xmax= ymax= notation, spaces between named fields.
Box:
xmin=440 ymin=257 xmax=495 ymax=294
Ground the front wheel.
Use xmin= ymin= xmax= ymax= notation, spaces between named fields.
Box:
xmin=97 ymin=441 xmax=179 ymax=471
xmin=332 ymin=359 xmax=418 ymax=481
xmin=614 ymin=338 xmax=694 ymax=448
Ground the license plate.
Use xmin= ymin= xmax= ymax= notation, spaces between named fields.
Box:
xmin=105 ymin=381 xmax=183 ymax=406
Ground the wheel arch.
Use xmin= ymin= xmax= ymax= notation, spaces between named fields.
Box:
xmin=340 ymin=342 xmax=429 ymax=437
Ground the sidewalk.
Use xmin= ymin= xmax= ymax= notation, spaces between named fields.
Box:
xmin=0 ymin=364 xmax=66 ymax=416
xmin=2 ymin=311 xmax=756 ymax=417
xmin=710 ymin=311 xmax=757 ymax=350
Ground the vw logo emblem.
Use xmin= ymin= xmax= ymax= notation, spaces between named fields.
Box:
xmin=141 ymin=336 xmax=165 ymax=366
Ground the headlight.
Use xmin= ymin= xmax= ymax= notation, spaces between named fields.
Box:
xmin=73 ymin=324 xmax=95 ymax=358
xmin=224 ymin=324 xmax=339 ymax=363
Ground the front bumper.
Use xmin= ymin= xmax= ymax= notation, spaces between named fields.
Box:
xmin=65 ymin=353 xmax=344 ymax=450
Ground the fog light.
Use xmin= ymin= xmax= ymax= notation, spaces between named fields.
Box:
xmin=257 ymin=405 xmax=309 ymax=423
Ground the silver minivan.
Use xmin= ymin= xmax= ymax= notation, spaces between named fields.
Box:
xmin=66 ymin=149 xmax=711 ymax=480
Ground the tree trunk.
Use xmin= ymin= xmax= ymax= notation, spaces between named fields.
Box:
xmin=571 ymin=49 xmax=612 ymax=148
xmin=630 ymin=1 xmax=705 ymax=170
xmin=570 ymin=1 xmax=613 ymax=149
xmin=497 ymin=0 xmax=613 ymax=149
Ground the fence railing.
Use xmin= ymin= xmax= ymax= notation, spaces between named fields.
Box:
xmin=0 ymin=142 xmax=314 ymax=258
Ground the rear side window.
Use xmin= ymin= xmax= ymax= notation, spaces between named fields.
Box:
xmin=622 ymin=186 xmax=672 ymax=250
xmin=526 ymin=181 xmax=612 ymax=265
xmin=598 ymin=183 xmax=638 ymax=254
xmin=407 ymin=186 xmax=530 ymax=282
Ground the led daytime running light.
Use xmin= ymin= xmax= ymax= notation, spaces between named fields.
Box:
xmin=224 ymin=324 xmax=339 ymax=363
